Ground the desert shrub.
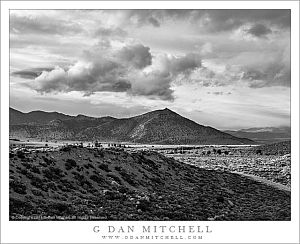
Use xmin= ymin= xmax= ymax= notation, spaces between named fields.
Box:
xmin=90 ymin=174 xmax=105 ymax=184
xmin=107 ymin=173 xmax=122 ymax=185
xmin=137 ymin=199 xmax=152 ymax=211
xmin=16 ymin=151 xmax=25 ymax=159
xmin=140 ymin=157 xmax=159 ymax=170
xmin=151 ymin=177 xmax=163 ymax=185
xmin=30 ymin=176 xmax=48 ymax=192
xmin=42 ymin=166 xmax=64 ymax=180
xmin=118 ymin=186 xmax=130 ymax=194
xmin=39 ymin=161 xmax=47 ymax=167
xmin=20 ymin=168 xmax=34 ymax=179
xmin=42 ymin=156 xmax=55 ymax=165
xmin=60 ymin=146 xmax=71 ymax=152
xmin=46 ymin=182 xmax=57 ymax=191
xmin=76 ymin=166 xmax=84 ymax=172
xmin=87 ymin=163 xmax=94 ymax=169
xmin=104 ymin=190 xmax=124 ymax=200
xmin=57 ymin=184 xmax=69 ymax=192
xmin=60 ymin=178 xmax=76 ymax=190
xmin=119 ymin=170 xmax=137 ymax=187
xmin=9 ymin=198 xmax=33 ymax=216
xmin=30 ymin=175 xmax=43 ymax=187
xmin=30 ymin=165 xmax=41 ymax=174
xmin=21 ymin=161 xmax=31 ymax=169
xmin=217 ymin=149 xmax=222 ymax=155
xmin=98 ymin=163 xmax=111 ymax=172
xmin=9 ymin=153 xmax=15 ymax=159
xmin=256 ymin=149 xmax=263 ymax=155
xmin=83 ymin=163 xmax=94 ymax=170
xmin=47 ymin=202 xmax=73 ymax=215
xmin=97 ymin=150 xmax=104 ymax=157
xmin=216 ymin=196 xmax=225 ymax=203
xmin=207 ymin=150 xmax=211 ymax=155
xmin=224 ymin=151 xmax=229 ymax=155
xmin=10 ymin=179 xmax=27 ymax=194
xmin=65 ymin=159 xmax=77 ymax=170
xmin=73 ymin=172 xmax=92 ymax=188
xmin=114 ymin=166 xmax=122 ymax=171
xmin=72 ymin=171 xmax=83 ymax=179
xmin=32 ymin=188 xmax=44 ymax=196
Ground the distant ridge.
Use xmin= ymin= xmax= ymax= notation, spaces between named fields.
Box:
xmin=224 ymin=126 xmax=291 ymax=144
xmin=10 ymin=107 xmax=256 ymax=145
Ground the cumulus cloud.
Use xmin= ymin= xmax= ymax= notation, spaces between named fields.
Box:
xmin=129 ymin=70 xmax=173 ymax=101
xmin=29 ymin=43 xmax=203 ymax=100
xmin=117 ymin=44 xmax=152 ymax=69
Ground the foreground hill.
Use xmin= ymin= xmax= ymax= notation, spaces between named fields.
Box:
xmin=10 ymin=147 xmax=290 ymax=220
xmin=10 ymin=107 xmax=255 ymax=145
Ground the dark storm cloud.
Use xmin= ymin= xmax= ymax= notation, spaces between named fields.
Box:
xmin=148 ymin=16 xmax=160 ymax=27
xmin=196 ymin=9 xmax=290 ymax=31
xmin=195 ymin=10 xmax=289 ymax=33
xmin=12 ymin=67 xmax=54 ymax=79
xmin=212 ymin=92 xmax=224 ymax=95
xmin=126 ymin=9 xmax=290 ymax=32
xmin=10 ymin=14 xmax=83 ymax=35
xmin=246 ymin=23 xmax=272 ymax=38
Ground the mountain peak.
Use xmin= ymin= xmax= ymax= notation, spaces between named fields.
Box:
xmin=159 ymin=107 xmax=176 ymax=114
xmin=10 ymin=107 xmax=256 ymax=145
xmin=162 ymin=107 xmax=175 ymax=113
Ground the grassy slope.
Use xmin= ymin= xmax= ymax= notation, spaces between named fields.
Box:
xmin=9 ymin=147 xmax=290 ymax=221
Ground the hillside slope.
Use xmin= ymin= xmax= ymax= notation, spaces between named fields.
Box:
xmin=9 ymin=147 xmax=290 ymax=220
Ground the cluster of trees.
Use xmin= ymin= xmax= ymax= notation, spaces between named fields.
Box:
xmin=171 ymin=148 xmax=231 ymax=156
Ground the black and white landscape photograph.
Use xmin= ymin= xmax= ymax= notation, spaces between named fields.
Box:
xmin=9 ymin=9 xmax=291 ymax=221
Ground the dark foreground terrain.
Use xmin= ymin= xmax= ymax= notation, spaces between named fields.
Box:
xmin=9 ymin=147 xmax=290 ymax=221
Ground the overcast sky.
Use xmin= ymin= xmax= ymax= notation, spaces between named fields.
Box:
xmin=10 ymin=10 xmax=290 ymax=130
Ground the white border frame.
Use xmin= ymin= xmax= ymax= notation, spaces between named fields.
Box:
xmin=1 ymin=1 xmax=299 ymax=243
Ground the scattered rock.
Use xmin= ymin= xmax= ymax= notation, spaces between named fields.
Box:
xmin=228 ymin=200 xmax=234 ymax=206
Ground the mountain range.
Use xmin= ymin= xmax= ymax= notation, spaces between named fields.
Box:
xmin=224 ymin=127 xmax=291 ymax=144
xmin=9 ymin=107 xmax=255 ymax=145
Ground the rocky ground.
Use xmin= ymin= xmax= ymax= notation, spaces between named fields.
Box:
xmin=9 ymin=147 xmax=291 ymax=221
xmin=169 ymin=155 xmax=291 ymax=188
